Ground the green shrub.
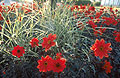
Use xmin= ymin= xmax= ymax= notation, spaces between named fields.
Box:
xmin=94 ymin=2 xmax=101 ymax=6
xmin=65 ymin=0 xmax=91 ymax=5
xmin=75 ymin=1 xmax=91 ymax=5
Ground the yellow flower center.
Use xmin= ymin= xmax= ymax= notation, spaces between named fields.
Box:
xmin=99 ymin=46 xmax=104 ymax=51
xmin=44 ymin=62 xmax=48 ymax=66
xmin=33 ymin=42 xmax=36 ymax=45
xmin=104 ymin=65 xmax=108 ymax=68
xmin=47 ymin=40 xmax=51 ymax=44
xmin=56 ymin=56 xmax=60 ymax=59
xmin=106 ymin=20 xmax=109 ymax=22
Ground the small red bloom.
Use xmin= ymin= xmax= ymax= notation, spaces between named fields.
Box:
xmin=0 ymin=14 xmax=3 ymax=21
xmin=115 ymin=9 xmax=118 ymax=12
xmin=30 ymin=38 xmax=39 ymax=48
xmin=115 ymin=32 xmax=120 ymax=42
xmin=3 ymin=71 xmax=6 ymax=74
xmin=110 ymin=7 xmax=114 ymax=13
xmin=2 ymin=3 xmax=5 ymax=5
xmin=88 ymin=20 xmax=97 ymax=29
xmin=16 ymin=3 xmax=20 ymax=9
xmin=0 ymin=26 xmax=2 ymax=30
xmin=113 ymin=30 xmax=117 ymax=36
xmin=100 ymin=7 xmax=105 ymax=11
xmin=88 ymin=20 xmax=94 ymax=25
xmin=103 ymin=17 xmax=112 ymax=26
xmin=112 ymin=19 xmax=118 ymax=26
xmin=74 ymin=5 xmax=79 ymax=11
xmin=95 ymin=12 xmax=102 ymax=18
xmin=32 ymin=3 xmax=38 ymax=10
xmin=88 ymin=6 xmax=95 ymax=11
xmin=102 ymin=60 xmax=113 ymax=74
xmin=25 ymin=9 xmax=32 ymax=14
xmin=118 ymin=19 xmax=120 ymax=22
xmin=77 ymin=21 xmax=84 ymax=30
xmin=80 ymin=5 xmax=86 ymax=9
xmin=66 ymin=5 xmax=70 ymax=9
xmin=97 ymin=25 xmax=106 ymax=36
xmin=94 ymin=27 xmax=106 ymax=37
xmin=71 ymin=7 xmax=75 ymax=12
xmin=52 ymin=58 xmax=66 ymax=73
xmin=98 ymin=28 xmax=106 ymax=35
xmin=94 ymin=18 xmax=100 ymax=23
xmin=90 ymin=39 xmax=112 ymax=59
xmin=37 ymin=55 xmax=53 ymax=72
xmin=18 ymin=16 xmax=22 ymax=22
xmin=94 ymin=30 xmax=99 ymax=37
xmin=0 ymin=5 xmax=2 ymax=12
xmin=41 ymin=33 xmax=56 ymax=52
xmin=113 ymin=31 xmax=120 ymax=42
xmin=90 ymin=16 xmax=94 ymax=19
xmin=56 ymin=53 xmax=62 ymax=59
xmin=6 ymin=20 xmax=10 ymax=25
xmin=12 ymin=45 xmax=25 ymax=58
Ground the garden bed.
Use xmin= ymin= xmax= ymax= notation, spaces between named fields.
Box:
xmin=0 ymin=1 xmax=120 ymax=78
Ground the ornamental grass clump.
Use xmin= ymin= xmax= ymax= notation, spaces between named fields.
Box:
xmin=0 ymin=0 xmax=120 ymax=78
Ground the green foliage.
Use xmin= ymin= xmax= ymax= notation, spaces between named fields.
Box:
xmin=93 ymin=2 xmax=101 ymax=6
xmin=65 ymin=0 xmax=91 ymax=5
xmin=75 ymin=1 xmax=91 ymax=5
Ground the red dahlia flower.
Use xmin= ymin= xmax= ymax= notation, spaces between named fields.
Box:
xmin=74 ymin=5 xmax=79 ymax=11
xmin=88 ymin=20 xmax=97 ymax=29
xmin=56 ymin=53 xmax=62 ymax=59
xmin=77 ymin=21 xmax=84 ymax=30
xmin=115 ymin=33 xmax=120 ymax=42
xmin=2 ymin=70 xmax=6 ymax=74
xmin=16 ymin=3 xmax=20 ymax=9
xmin=94 ymin=27 xmax=106 ymax=37
xmin=102 ymin=60 xmax=113 ymax=74
xmin=115 ymin=9 xmax=118 ymax=12
xmin=41 ymin=33 xmax=56 ymax=52
xmin=112 ymin=19 xmax=118 ymax=26
xmin=25 ymin=9 xmax=32 ymax=14
xmin=80 ymin=5 xmax=86 ymax=9
xmin=98 ymin=27 xmax=106 ymax=35
xmin=70 ymin=7 xmax=73 ymax=11
xmin=0 ymin=14 xmax=3 ymax=21
xmin=103 ymin=17 xmax=112 ymax=26
xmin=0 ymin=26 xmax=2 ymax=30
xmin=90 ymin=39 xmax=112 ymax=59
xmin=37 ymin=55 xmax=53 ymax=72
xmin=0 ymin=5 xmax=2 ymax=12
xmin=12 ymin=45 xmax=25 ymax=58
xmin=30 ymin=38 xmax=39 ymax=48
xmin=113 ymin=31 xmax=120 ymax=42
xmin=88 ymin=6 xmax=95 ymax=11
xmin=94 ymin=30 xmax=99 ymax=37
xmin=52 ymin=58 xmax=66 ymax=73
xmin=96 ymin=25 xmax=106 ymax=36
xmin=113 ymin=30 xmax=117 ymax=36
xmin=95 ymin=12 xmax=102 ymax=18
